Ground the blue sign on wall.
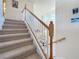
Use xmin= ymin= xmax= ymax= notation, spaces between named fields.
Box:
xmin=71 ymin=18 xmax=79 ymax=23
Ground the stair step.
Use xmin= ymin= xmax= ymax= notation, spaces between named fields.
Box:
xmin=3 ymin=25 xmax=27 ymax=29
xmin=0 ymin=19 xmax=41 ymax=59
xmin=0 ymin=29 xmax=28 ymax=35
xmin=3 ymin=24 xmax=26 ymax=27
xmin=0 ymin=38 xmax=33 ymax=53
xmin=5 ymin=19 xmax=24 ymax=23
xmin=0 ymin=33 xmax=30 ymax=42
xmin=4 ymin=21 xmax=25 ymax=24
xmin=0 ymin=45 xmax=35 ymax=59
xmin=25 ymin=53 xmax=41 ymax=59
xmin=4 ymin=22 xmax=26 ymax=26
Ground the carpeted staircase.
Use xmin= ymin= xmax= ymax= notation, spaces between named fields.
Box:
xmin=0 ymin=19 xmax=41 ymax=59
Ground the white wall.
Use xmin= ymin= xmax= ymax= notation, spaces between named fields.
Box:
xmin=56 ymin=0 xmax=79 ymax=59
xmin=33 ymin=0 xmax=55 ymax=20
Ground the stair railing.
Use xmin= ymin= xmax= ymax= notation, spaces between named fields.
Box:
xmin=22 ymin=5 xmax=54 ymax=59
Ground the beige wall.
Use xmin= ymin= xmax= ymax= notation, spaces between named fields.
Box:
xmin=5 ymin=0 xmax=54 ymax=21
xmin=5 ymin=0 xmax=33 ymax=20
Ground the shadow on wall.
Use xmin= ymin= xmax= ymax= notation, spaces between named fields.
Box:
xmin=0 ymin=0 xmax=4 ymax=30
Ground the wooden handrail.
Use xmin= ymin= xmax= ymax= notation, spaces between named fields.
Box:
xmin=49 ymin=21 xmax=54 ymax=59
xmin=26 ymin=20 xmax=47 ymax=59
xmin=22 ymin=5 xmax=54 ymax=59
xmin=26 ymin=8 xmax=49 ymax=29
xmin=22 ymin=5 xmax=49 ymax=29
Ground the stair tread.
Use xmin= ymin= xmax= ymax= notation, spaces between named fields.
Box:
xmin=0 ymin=38 xmax=32 ymax=48
xmin=5 ymin=20 xmax=24 ymax=22
xmin=0 ymin=33 xmax=29 ymax=38
xmin=3 ymin=25 xmax=26 ymax=27
xmin=4 ymin=21 xmax=25 ymax=25
xmin=0 ymin=29 xmax=28 ymax=35
xmin=0 ymin=29 xmax=28 ymax=31
xmin=25 ymin=53 xmax=41 ymax=59
xmin=0 ymin=45 xmax=35 ymax=59
xmin=5 ymin=19 xmax=24 ymax=22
